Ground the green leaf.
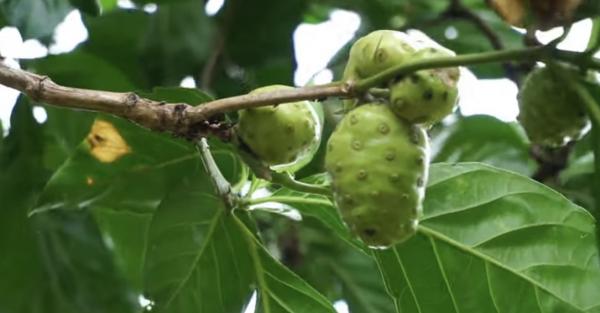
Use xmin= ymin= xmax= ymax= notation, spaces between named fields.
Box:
xmin=99 ymin=0 xmax=117 ymax=12
xmin=31 ymin=116 xmax=199 ymax=289
xmin=374 ymin=162 xmax=600 ymax=313
xmin=143 ymin=172 xmax=255 ymax=312
xmin=69 ymin=0 xmax=101 ymax=16
xmin=27 ymin=51 xmax=138 ymax=169
xmin=332 ymin=249 xmax=395 ymax=313
xmin=144 ymin=169 xmax=335 ymax=312
xmin=27 ymin=51 xmax=136 ymax=91
xmin=0 ymin=0 xmax=72 ymax=41
xmin=138 ymin=86 xmax=213 ymax=105
xmin=253 ymin=173 xmax=367 ymax=252
xmin=212 ymin=0 xmax=306 ymax=96
xmin=586 ymin=18 xmax=600 ymax=52
xmin=432 ymin=115 xmax=535 ymax=175
xmin=238 ymin=219 xmax=336 ymax=313
xmin=0 ymin=97 xmax=137 ymax=313
xmin=81 ymin=9 xmax=151 ymax=88
xmin=139 ymin=0 xmax=215 ymax=86
xmin=31 ymin=87 xmax=225 ymax=289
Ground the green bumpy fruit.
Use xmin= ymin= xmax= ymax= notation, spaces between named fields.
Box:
xmin=343 ymin=30 xmax=416 ymax=80
xmin=389 ymin=47 xmax=460 ymax=125
xmin=237 ymin=85 xmax=322 ymax=172
xmin=342 ymin=30 xmax=417 ymax=111
xmin=517 ymin=66 xmax=589 ymax=147
xmin=325 ymin=104 xmax=429 ymax=248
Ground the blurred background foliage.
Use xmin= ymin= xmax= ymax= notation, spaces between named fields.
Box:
xmin=0 ymin=0 xmax=599 ymax=312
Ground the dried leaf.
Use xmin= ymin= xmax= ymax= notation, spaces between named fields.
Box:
xmin=86 ymin=120 xmax=131 ymax=163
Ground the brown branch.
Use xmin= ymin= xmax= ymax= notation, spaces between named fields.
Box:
xmin=0 ymin=62 xmax=347 ymax=140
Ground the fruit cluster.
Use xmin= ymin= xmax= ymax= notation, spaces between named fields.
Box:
xmin=328 ymin=30 xmax=460 ymax=248
xmin=235 ymin=30 xmax=461 ymax=249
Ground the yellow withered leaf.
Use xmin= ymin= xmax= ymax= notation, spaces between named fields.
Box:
xmin=489 ymin=0 xmax=583 ymax=30
xmin=86 ymin=120 xmax=131 ymax=163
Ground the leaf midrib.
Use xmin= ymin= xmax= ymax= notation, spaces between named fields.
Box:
xmin=163 ymin=208 xmax=224 ymax=308
xmin=418 ymin=225 xmax=587 ymax=312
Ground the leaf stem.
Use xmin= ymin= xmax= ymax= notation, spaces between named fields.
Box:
xmin=236 ymin=147 xmax=332 ymax=197
xmin=197 ymin=138 xmax=236 ymax=209
xmin=244 ymin=196 xmax=332 ymax=207
xmin=269 ymin=172 xmax=332 ymax=197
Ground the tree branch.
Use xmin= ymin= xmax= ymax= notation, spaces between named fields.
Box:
xmin=1 ymin=46 xmax=599 ymax=141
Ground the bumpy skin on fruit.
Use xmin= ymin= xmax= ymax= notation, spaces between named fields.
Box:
xmin=342 ymin=30 xmax=417 ymax=111
xmin=343 ymin=30 xmax=416 ymax=80
xmin=518 ymin=66 xmax=588 ymax=147
xmin=389 ymin=47 xmax=460 ymax=125
xmin=237 ymin=85 xmax=321 ymax=171
xmin=325 ymin=104 xmax=429 ymax=248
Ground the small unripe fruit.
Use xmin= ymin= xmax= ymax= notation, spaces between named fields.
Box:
xmin=517 ymin=66 xmax=588 ymax=147
xmin=325 ymin=104 xmax=429 ymax=248
xmin=342 ymin=30 xmax=417 ymax=111
xmin=389 ymin=47 xmax=460 ymax=125
xmin=237 ymin=85 xmax=322 ymax=172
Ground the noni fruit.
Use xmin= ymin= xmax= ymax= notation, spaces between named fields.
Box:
xmin=325 ymin=103 xmax=429 ymax=248
xmin=517 ymin=66 xmax=588 ymax=147
xmin=389 ymin=47 xmax=460 ymax=125
xmin=237 ymin=85 xmax=322 ymax=172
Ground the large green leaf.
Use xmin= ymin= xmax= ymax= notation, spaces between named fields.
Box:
xmin=81 ymin=9 xmax=151 ymax=88
xmin=432 ymin=115 xmax=535 ymax=176
xmin=0 ymin=0 xmax=72 ymax=41
xmin=69 ymin=0 xmax=100 ymax=16
xmin=144 ymin=168 xmax=336 ymax=312
xmin=27 ymin=51 xmax=138 ymax=169
xmin=374 ymin=163 xmax=600 ymax=313
xmin=211 ymin=0 xmax=306 ymax=96
xmin=297 ymin=224 xmax=396 ymax=313
xmin=31 ymin=87 xmax=220 ymax=289
xmin=0 ymin=97 xmax=137 ymax=313
xmin=139 ymin=0 xmax=214 ymax=86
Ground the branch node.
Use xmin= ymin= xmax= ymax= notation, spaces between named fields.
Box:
xmin=31 ymin=76 xmax=49 ymax=102
xmin=342 ymin=80 xmax=355 ymax=96
xmin=125 ymin=92 xmax=139 ymax=108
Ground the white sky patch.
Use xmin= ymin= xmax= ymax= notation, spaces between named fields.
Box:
xmin=0 ymin=27 xmax=47 ymax=59
xmin=334 ymin=300 xmax=350 ymax=313
xmin=32 ymin=106 xmax=48 ymax=124
xmin=117 ymin=0 xmax=135 ymax=9
xmin=143 ymin=3 xmax=158 ymax=13
xmin=458 ymin=68 xmax=519 ymax=121
xmin=49 ymin=10 xmax=88 ymax=54
xmin=243 ymin=291 xmax=257 ymax=313
xmin=294 ymin=10 xmax=360 ymax=86
xmin=205 ymin=0 xmax=225 ymax=16
xmin=536 ymin=18 xmax=591 ymax=52
xmin=307 ymin=69 xmax=334 ymax=85
xmin=179 ymin=76 xmax=197 ymax=88
xmin=137 ymin=295 xmax=154 ymax=311
xmin=444 ymin=26 xmax=459 ymax=40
